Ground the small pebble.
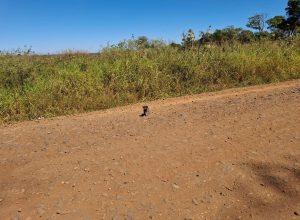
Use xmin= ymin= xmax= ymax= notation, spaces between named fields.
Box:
xmin=172 ymin=183 xmax=180 ymax=189
xmin=192 ymin=198 xmax=199 ymax=205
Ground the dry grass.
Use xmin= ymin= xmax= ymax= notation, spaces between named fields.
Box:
xmin=0 ymin=39 xmax=300 ymax=123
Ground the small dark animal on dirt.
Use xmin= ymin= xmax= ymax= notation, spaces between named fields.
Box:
xmin=140 ymin=106 xmax=150 ymax=117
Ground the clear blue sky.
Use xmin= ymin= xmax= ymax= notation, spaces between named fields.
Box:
xmin=0 ymin=0 xmax=287 ymax=54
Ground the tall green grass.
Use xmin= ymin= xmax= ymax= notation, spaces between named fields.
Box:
xmin=1 ymin=40 xmax=300 ymax=123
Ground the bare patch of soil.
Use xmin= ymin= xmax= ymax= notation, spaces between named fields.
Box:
xmin=1 ymin=80 xmax=300 ymax=220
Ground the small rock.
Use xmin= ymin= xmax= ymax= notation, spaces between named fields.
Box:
xmin=192 ymin=198 xmax=199 ymax=205
xmin=18 ymin=208 xmax=22 ymax=212
xmin=172 ymin=183 xmax=180 ymax=189
xmin=295 ymin=211 xmax=299 ymax=216
xmin=0 ymin=198 xmax=3 ymax=202
xmin=200 ymin=194 xmax=213 ymax=203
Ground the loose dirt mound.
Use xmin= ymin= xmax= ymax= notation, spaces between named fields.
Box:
xmin=1 ymin=80 xmax=300 ymax=220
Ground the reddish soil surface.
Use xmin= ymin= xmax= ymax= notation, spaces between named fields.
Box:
xmin=1 ymin=80 xmax=300 ymax=220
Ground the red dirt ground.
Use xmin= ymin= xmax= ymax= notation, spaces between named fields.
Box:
xmin=0 ymin=80 xmax=300 ymax=220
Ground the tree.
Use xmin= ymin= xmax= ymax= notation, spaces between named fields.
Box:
xmin=170 ymin=42 xmax=182 ymax=49
xmin=136 ymin=36 xmax=150 ymax=49
xmin=267 ymin=16 xmax=286 ymax=32
xmin=238 ymin=30 xmax=255 ymax=43
xmin=199 ymin=31 xmax=212 ymax=44
xmin=199 ymin=26 xmax=213 ymax=44
xmin=209 ymin=26 xmax=242 ymax=44
xmin=182 ymin=29 xmax=196 ymax=49
xmin=285 ymin=0 xmax=300 ymax=36
xmin=246 ymin=14 xmax=267 ymax=32
xmin=149 ymin=39 xmax=166 ymax=48
xmin=254 ymin=31 xmax=271 ymax=40
xmin=267 ymin=16 xmax=287 ymax=38
xmin=223 ymin=26 xmax=242 ymax=41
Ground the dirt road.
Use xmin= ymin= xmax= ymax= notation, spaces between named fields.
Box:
xmin=1 ymin=80 xmax=300 ymax=220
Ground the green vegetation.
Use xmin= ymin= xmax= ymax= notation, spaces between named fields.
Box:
xmin=0 ymin=0 xmax=300 ymax=123
xmin=1 ymin=39 xmax=300 ymax=123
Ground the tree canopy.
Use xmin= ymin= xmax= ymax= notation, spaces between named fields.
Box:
xmin=246 ymin=14 xmax=266 ymax=32
xmin=110 ymin=0 xmax=300 ymax=51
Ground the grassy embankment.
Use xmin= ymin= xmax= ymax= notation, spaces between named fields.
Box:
xmin=0 ymin=40 xmax=300 ymax=123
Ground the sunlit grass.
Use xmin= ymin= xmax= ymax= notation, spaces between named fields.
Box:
xmin=0 ymin=39 xmax=300 ymax=123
